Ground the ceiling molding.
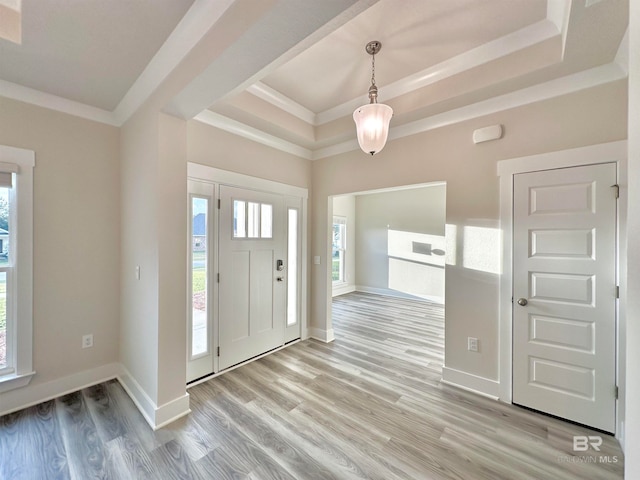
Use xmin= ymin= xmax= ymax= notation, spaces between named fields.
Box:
xmin=236 ymin=13 xmax=568 ymax=128
xmin=247 ymin=82 xmax=316 ymax=125
xmin=194 ymin=60 xmax=625 ymax=162
xmin=194 ymin=110 xmax=313 ymax=160
xmin=312 ymin=62 xmax=626 ymax=160
xmin=0 ymin=79 xmax=118 ymax=126
xmin=315 ymin=19 xmax=562 ymax=125
xmin=112 ymin=0 xmax=237 ymax=125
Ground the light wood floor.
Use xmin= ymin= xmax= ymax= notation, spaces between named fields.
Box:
xmin=0 ymin=292 xmax=624 ymax=479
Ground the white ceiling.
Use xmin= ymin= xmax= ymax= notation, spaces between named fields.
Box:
xmin=0 ymin=0 xmax=194 ymax=110
xmin=0 ymin=0 xmax=629 ymax=158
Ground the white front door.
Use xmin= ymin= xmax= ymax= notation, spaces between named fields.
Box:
xmin=218 ymin=185 xmax=286 ymax=370
xmin=512 ymin=163 xmax=617 ymax=432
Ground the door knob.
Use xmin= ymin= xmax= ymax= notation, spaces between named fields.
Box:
xmin=517 ymin=298 xmax=528 ymax=306
xmin=276 ymin=277 xmax=284 ymax=282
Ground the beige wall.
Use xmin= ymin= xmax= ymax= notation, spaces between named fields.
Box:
xmin=355 ymin=185 xmax=446 ymax=302
xmin=187 ymin=120 xmax=312 ymax=189
xmin=311 ymin=80 xmax=627 ymax=382
xmin=0 ymin=97 xmax=120 ymax=402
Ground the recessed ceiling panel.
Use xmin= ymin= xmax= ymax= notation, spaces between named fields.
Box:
xmin=261 ymin=0 xmax=547 ymax=113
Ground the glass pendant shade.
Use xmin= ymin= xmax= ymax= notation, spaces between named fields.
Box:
xmin=353 ymin=103 xmax=393 ymax=155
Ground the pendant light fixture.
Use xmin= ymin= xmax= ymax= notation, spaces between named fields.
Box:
xmin=353 ymin=41 xmax=393 ymax=155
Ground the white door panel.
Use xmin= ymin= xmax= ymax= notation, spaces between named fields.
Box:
xmin=219 ymin=186 xmax=286 ymax=370
xmin=513 ymin=163 xmax=616 ymax=432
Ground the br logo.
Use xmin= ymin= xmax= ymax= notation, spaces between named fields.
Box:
xmin=573 ymin=435 xmax=603 ymax=452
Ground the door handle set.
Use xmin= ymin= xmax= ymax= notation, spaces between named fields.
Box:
xmin=517 ymin=298 xmax=528 ymax=306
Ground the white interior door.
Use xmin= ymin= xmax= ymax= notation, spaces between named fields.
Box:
xmin=218 ymin=185 xmax=286 ymax=370
xmin=187 ymin=180 xmax=215 ymax=383
xmin=512 ymin=163 xmax=617 ymax=432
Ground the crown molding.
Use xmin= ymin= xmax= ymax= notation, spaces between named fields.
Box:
xmin=0 ymin=0 xmax=237 ymax=127
xmin=194 ymin=110 xmax=313 ymax=160
xmin=311 ymin=62 xmax=626 ymax=160
xmin=247 ymin=82 xmax=316 ymax=125
xmin=0 ymin=79 xmax=119 ymax=126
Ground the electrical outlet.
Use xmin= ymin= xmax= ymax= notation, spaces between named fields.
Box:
xmin=468 ymin=337 xmax=478 ymax=352
xmin=82 ymin=334 xmax=93 ymax=349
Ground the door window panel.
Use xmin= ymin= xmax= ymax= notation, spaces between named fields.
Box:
xmin=232 ymin=199 xmax=273 ymax=240
xmin=287 ymin=208 xmax=298 ymax=326
xmin=233 ymin=200 xmax=246 ymax=238
xmin=191 ymin=196 xmax=209 ymax=357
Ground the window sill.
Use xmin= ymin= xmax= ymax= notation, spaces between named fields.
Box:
xmin=0 ymin=371 xmax=36 ymax=393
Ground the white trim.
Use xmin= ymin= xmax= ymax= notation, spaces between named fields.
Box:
xmin=187 ymin=162 xmax=309 ymax=199
xmin=0 ymin=144 xmax=35 ymax=394
xmin=0 ymin=79 xmax=118 ymax=126
xmin=332 ymin=284 xmax=356 ymax=297
xmin=0 ymin=363 xmax=121 ymax=417
xmin=154 ymin=393 xmax=191 ymax=430
xmin=441 ymin=366 xmax=500 ymax=400
xmin=193 ymin=111 xmax=313 ymax=160
xmin=497 ymin=140 xmax=627 ymax=405
xmin=309 ymin=327 xmax=335 ymax=343
xmin=355 ymin=285 xmax=444 ymax=305
xmin=247 ymin=82 xmax=316 ymax=125
xmin=116 ymin=368 xmax=157 ymax=428
xmin=117 ymin=367 xmax=191 ymax=430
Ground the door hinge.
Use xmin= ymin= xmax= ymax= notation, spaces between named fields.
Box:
xmin=612 ymin=184 xmax=619 ymax=199
xmin=217 ymin=346 xmax=220 ymax=357
xmin=218 ymin=198 xmax=221 ymax=209
xmin=217 ymin=273 xmax=220 ymax=283
xmin=615 ymin=285 xmax=619 ymax=298
xmin=615 ymin=385 xmax=619 ymax=399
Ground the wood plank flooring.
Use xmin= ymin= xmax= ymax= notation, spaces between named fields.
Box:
xmin=0 ymin=292 xmax=624 ymax=479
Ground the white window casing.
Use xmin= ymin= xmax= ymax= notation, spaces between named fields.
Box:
xmin=0 ymin=145 xmax=35 ymax=393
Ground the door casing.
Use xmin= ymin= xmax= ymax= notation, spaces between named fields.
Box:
xmin=497 ymin=140 xmax=627 ymax=435
xmin=186 ymin=163 xmax=308 ymax=379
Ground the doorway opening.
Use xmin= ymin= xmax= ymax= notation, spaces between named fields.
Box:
xmin=329 ymin=182 xmax=447 ymax=354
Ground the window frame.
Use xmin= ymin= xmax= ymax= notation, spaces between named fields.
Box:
xmin=0 ymin=145 xmax=35 ymax=393
xmin=332 ymin=216 xmax=347 ymax=285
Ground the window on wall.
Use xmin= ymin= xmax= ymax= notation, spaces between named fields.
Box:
xmin=332 ymin=217 xmax=346 ymax=284
xmin=0 ymin=145 xmax=35 ymax=393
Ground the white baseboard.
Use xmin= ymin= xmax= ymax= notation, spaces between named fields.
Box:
xmin=356 ymin=285 xmax=444 ymax=304
xmin=441 ymin=366 xmax=500 ymax=400
xmin=117 ymin=367 xmax=191 ymax=431
xmin=0 ymin=362 xmax=122 ymax=417
xmin=309 ymin=327 xmax=335 ymax=343
xmin=332 ymin=284 xmax=356 ymax=297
